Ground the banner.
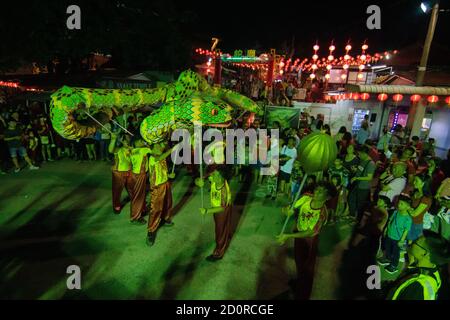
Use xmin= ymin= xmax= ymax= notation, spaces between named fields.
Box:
xmin=264 ymin=106 xmax=301 ymax=129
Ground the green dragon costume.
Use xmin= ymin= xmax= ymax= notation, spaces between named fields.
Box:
xmin=50 ymin=70 xmax=262 ymax=144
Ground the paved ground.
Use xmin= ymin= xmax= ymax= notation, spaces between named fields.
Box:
xmin=1 ymin=160 xmax=446 ymax=300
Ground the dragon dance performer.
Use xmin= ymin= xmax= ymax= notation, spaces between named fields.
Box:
xmin=147 ymin=142 xmax=176 ymax=246
xmin=109 ymin=133 xmax=133 ymax=215
xmin=276 ymin=183 xmax=334 ymax=299
xmin=130 ymin=139 xmax=151 ymax=224
xmin=196 ymin=165 xmax=233 ymax=261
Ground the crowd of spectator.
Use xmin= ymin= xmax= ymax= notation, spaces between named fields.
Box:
xmin=0 ymin=103 xmax=148 ymax=174
xmin=231 ymin=111 xmax=450 ymax=299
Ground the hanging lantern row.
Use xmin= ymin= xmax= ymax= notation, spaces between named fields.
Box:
xmin=333 ymin=92 xmax=450 ymax=105
xmin=194 ymin=43 xmax=398 ymax=75
xmin=0 ymin=81 xmax=20 ymax=88
xmin=194 ymin=48 xmax=222 ymax=57
xmin=0 ymin=80 xmax=43 ymax=92
xmin=231 ymin=63 xmax=268 ymax=70
xmin=280 ymin=41 xmax=398 ymax=74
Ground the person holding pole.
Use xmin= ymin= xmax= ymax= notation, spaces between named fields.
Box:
xmin=276 ymin=183 xmax=334 ymax=299
xmin=129 ymin=138 xmax=151 ymax=225
xmin=196 ymin=165 xmax=232 ymax=261
xmin=109 ymin=133 xmax=133 ymax=215
xmin=146 ymin=142 xmax=176 ymax=246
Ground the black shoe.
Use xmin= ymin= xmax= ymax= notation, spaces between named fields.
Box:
xmin=113 ymin=210 xmax=121 ymax=215
xmin=147 ymin=232 xmax=156 ymax=246
xmin=163 ymin=220 xmax=174 ymax=227
xmin=131 ymin=217 xmax=147 ymax=225
xmin=206 ymin=255 xmax=222 ymax=262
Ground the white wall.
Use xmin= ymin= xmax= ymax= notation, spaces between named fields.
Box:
xmin=292 ymin=100 xmax=383 ymax=137
xmin=429 ymin=108 xmax=450 ymax=158
xmin=288 ymin=100 xmax=450 ymax=157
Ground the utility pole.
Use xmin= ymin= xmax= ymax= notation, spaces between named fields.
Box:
xmin=416 ymin=2 xmax=440 ymax=86
xmin=407 ymin=2 xmax=439 ymax=139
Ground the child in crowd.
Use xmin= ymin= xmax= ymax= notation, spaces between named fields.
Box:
xmin=378 ymin=194 xmax=413 ymax=274
xmin=327 ymin=174 xmax=348 ymax=223
xmin=279 ymin=137 xmax=297 ymax=196
xmin=27 ymin=130 xmax=39 ymax=164
xmin=290 ymin=160 xmax=303 ymax=201
xmin=328 ymin=158 xmax=350 ymax=188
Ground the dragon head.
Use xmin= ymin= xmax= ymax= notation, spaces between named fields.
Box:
xmin=189 ymin=93 xmax=233 ymax=127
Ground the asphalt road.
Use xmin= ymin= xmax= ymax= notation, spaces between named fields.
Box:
xmin=2 ymin=160 xmax=444 ymax=300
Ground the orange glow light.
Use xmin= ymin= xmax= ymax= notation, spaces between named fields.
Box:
xmin=427 ymin=95 xmax=439 ymax=103
xmin=445 ymin=96 xmax=450 ymax=105
xmin=410 ymin=94 xmax=421 ymax=103
xmin=393 ymin=94 xmax=403 ymax=102
xmin=378 ymin=93 xmax=388 ymax=101
xmin=361 ymin=93 xmax=370 ymax=100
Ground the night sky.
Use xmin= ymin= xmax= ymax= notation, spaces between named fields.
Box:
xmin=185 ymin=0 xmax=450 ymax=55
xmin=1 ymin=0 xmax=449 ymax=70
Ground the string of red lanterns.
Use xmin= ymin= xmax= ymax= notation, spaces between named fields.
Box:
xmin=0 ymin=81 xmax=20 ymax=88
xmin=194 ymin=42 xmax=399 ymax=74
xmin=332 ymin=92 xmax=449 ymax=106
xmin=0 ymin=80 xmax=44 ymax=92
xmin=446 ymin=96 xmax=450 ymax=105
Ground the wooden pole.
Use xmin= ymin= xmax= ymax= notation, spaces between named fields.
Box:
xmin=278 ymin=174 xmax=308 ymax=236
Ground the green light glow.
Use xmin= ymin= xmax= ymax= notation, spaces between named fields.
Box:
xmin=221 ymin=56 xmax=264 ymax=63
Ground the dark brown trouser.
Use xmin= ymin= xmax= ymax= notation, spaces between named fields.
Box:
xmin=112 ymin=170 xmax=133 ymax=212
xmin=294 ymin=235 xmax=319 ymax=300
xmin=129 ymin=172 xmax=147 ymax=221
xmin=147 ymin=181 xmax=173 ymax=232
xmin=212 ymin=205 xmax=232 ymax=258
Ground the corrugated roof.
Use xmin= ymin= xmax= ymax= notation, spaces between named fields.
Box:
xmin=346 ymin=84 xmax=450 ymax=95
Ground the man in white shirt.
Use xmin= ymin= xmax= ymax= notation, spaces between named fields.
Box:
xmin=279 ymin=137 xmax=298 ymax=196
xmin=379 ymin=162 xmax=407 ymax=202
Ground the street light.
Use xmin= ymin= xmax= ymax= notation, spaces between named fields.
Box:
xmin=407 ymin=1 xmax=440 ymax=138
xmin=416 ymin=1 xmax=440 ymax=86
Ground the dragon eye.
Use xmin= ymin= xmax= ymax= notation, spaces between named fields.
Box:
xmin=211 ymin=108 xmax=218 ymax=116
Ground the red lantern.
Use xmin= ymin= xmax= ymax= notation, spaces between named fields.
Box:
xmin=378 ymin=93 xmax=388 ymax=101
xmin=360 ymin=93 xmax=370 ymax=100
xmin=410 ymin=94 xmax=421 ymax=103
xmin=393 ymin=94 xmax=403 ymax=102
xmin=445 ymin=96 xmax=450 ymax=105
xmin=352 ymin=93 xmax=360 ymax=100
xmin=427 ymin=95 xmax=439 ymax=103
